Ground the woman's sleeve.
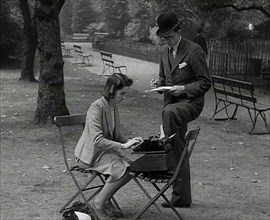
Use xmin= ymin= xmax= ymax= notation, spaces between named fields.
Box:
xmin=88 ymin=104 xmax=123 ymax=150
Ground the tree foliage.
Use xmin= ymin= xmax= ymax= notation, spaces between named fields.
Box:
xmin=59 ymin=0 xmax=73 ymax=35
xmin=71 ymin=0 xmax=95 ymax=33
xmin=0 ymin=1 xmax=23 ymax=61
xmin=59 ymin=0 xmax=268 ymax=42
xmin=104 ymin=0 xmax=130 ymax=38
xmin=199 ymin=0 xmax=270 ymax=39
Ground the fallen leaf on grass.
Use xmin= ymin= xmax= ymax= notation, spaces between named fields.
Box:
xmin=198 ymin=182 xmax=205 ymax=186
xmin=42 ymin=165 xmax=50 ymax=170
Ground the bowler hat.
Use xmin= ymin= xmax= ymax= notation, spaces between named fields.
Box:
xmin=156 ymin=12 xmax=183 ymax=36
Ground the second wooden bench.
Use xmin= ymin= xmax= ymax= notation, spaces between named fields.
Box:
xmin=211 ymin=75 xmax=270 ymax=135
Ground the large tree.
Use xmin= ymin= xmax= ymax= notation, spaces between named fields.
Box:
xmin=19 ymin=0 xmax=38 ymax=82
xmin=34 ymin=0 xmax=69 ymax=124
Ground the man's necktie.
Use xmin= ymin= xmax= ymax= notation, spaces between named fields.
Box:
xmin=168 ymin=48 xmax=174 ymax=69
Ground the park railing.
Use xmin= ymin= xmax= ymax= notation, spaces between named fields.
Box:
xmin=209 ymin=39 xmax=270 ymax=81
xmin=100 ymin=40 xmax=161 ymax=63
xmin=98 ymin=38 xmax=270 ymax=89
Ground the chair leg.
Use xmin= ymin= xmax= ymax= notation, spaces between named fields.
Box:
xmin=60 ymin=173 xmax=98 ymax=213
xmin=133 ymin=177 xmax=163 ymax=215
xmin=152 ymin=183 xmax=184 ymax=220
xmin=133 ymin=179 xmax=184 ymax=220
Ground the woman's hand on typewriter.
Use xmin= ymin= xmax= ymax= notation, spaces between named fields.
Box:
xmin=122 ymin=137 xmax=143 ymax=149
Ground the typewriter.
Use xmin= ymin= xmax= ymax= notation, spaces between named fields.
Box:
xmin=132 ymin=134 xmax=175 ymax=154
xmin=130 ymin=134 xmax=175 ymax=172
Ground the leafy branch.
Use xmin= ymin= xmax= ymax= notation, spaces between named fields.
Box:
xmin=206 ymin=4 xmax=270 ymax=18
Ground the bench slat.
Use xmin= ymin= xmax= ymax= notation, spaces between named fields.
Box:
xmin=214 ymin=88 xmax=257 ymax=103
xmin=212 ymin=75 xmax=254 ymax=91
xmin=54 ymin=114 xmax=86 ymax=127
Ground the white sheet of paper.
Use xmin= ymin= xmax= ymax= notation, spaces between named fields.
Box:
xmin=160 ymin=124 xmax=165 ymax=139
xmin=145 ymin=86 xmax=172 ymax=92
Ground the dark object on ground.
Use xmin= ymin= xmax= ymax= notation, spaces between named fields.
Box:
xmin=161 ymin=201 xmax=191 ymax=208
xmin=62 ymin=201 xmax=91 ymax=220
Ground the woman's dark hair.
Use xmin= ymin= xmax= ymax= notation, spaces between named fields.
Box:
xmin=103 ymin=73 xmax=133 ymax=100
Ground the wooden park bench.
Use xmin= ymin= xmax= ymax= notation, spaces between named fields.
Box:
xmin=211 ymin=75 xmax=270 ymax=135
xmin=73 ymin=44 xmax=93 ymax=65
xmin=61 ymin=41 xmax=73 ymax=57
xmin=100 ymin=51 xmax=127 ymax=76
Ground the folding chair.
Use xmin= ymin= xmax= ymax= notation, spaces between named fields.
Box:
xmin=54 ymin=114 xmax=122 ymax=215
xmin=61 ymin=41 xmax=73 ymax=57
xmin=130 ymin=128 xmax=200 ymax=220
xmin=100 ymin=51 xmax=127 ymax=76
xmin=73 ymin=45 xmax=93 ymax=65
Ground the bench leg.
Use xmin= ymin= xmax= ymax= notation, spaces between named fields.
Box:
xmin=212 ymin=100 xmax=237 ymax=120
xmin=260 ymin=112 xmax=270 ymax=132
xmin=248 ymin=110 xmax=270 ymax=135
xmin=86 ymin=57 xmax=91 ymax=65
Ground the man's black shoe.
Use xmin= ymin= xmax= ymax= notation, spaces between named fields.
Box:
xmin=161 ymin=202 xmax=191 ymax=208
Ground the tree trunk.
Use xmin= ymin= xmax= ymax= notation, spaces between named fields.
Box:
xmin=34 ymin=0 xmax=69 ymax=124
xmin=19 ymin=0 xmax=38 ymax=82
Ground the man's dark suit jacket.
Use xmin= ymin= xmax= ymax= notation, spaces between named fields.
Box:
xmin=157 ymin=37 xmax=211 ymax=107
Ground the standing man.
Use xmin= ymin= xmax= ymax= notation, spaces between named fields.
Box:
xmin=193 ymin=27 xmax=208 ymax=56
xmin=151 ymin=11 xmax=211 ymax=208
xmin=193 ymin=25 xmax=209 ymax=65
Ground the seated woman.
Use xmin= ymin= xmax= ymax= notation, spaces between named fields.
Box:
xmin=75 ymin=73 xmax=142 ymax=220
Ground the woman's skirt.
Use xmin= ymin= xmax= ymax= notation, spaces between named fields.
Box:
xmin=77 ymin=153 xmax=131 ymax=183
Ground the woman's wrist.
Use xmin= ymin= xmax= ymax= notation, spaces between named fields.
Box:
xmin=121 ymin=143 xmax=125 ymax=149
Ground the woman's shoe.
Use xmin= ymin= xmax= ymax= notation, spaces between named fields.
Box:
xmin=104 ymin=201 xmax=124 ymax=218
xmin=89 ymin=201 xmax=113 ymax=220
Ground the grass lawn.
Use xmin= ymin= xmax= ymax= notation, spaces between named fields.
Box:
xmin=1 ymin=63 xmax=269 ymax=220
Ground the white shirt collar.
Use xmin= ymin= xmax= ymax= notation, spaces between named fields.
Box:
xmin=169 ymin=36 xmax=182 ymax=58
